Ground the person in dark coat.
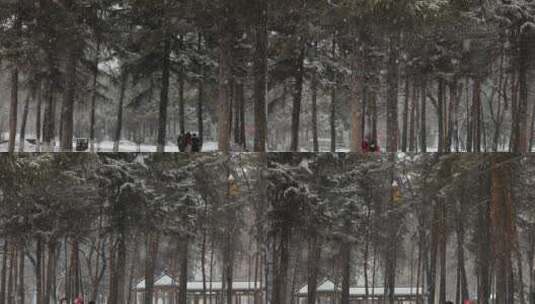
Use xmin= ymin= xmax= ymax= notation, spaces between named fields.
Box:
xmin=184 ymin=132 xmax=193 ymax=152
xmin=192 ymin=133 xmax=201 ymax=152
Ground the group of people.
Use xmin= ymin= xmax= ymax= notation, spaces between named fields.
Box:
xmin=177 ymin=132 xmax=202 ymax=152
xmin=59 ymin=295 xmax=93 ymax=304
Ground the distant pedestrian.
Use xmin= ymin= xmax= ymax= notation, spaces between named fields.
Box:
xmin=74 ymin=295 xmax=84 ymax=304
xmin=362 ymin=137 xmax=380 ymax=153
xmin=184 ymin=132 xmax=192 ymax=152
xmin=192 ymin=133 xmax=201 ymax=152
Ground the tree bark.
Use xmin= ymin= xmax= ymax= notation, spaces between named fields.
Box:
xmin=307 ymin=234 xmax=320 ymax=304
xmin=290 ymin=45 xmax=305 ymax=152
xmin=18 ymin=93 xmax=31 ymax=152
xmin=386 ymin=32 xmax=400 ymax=152
xmin=0 ymin=240 xmax=7 ymax=304
xmin=60 ymin=45 xmax=78 ymax=151
xmin=157 ymin=32 xmax=171 ymax=152
xmin=330 ymin=35 xmax=337 ymax=153
xmin=178 ymin=237 xmax=189 ymax=304
xmin=197 ymin=34 xmax=204 ymax=146
xmin=253 ymin=0 xmax=268 ymax=152
xmin=113 ymin=73 xmax=127 ymax=152
xmin=217 ymin=7 xmax=233 ymax=152
xmin=35 ymin=82 xmax=42 ymax=151
xmin=89 ymin=40 xmax=101 ymax=152
xmin=401 ymin=77 xmax=410 ymax=152
xmin=420 ymin=79 xmax=427 ymax=152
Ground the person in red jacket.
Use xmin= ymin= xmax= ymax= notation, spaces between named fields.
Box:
xmin=74 ymin=295 xmax=84 ymax=304
xmin=362 ymin=137 xmax=380 ymax=152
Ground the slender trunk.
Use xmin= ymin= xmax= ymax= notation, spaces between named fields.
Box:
xmin=44 ymin=239 xmax=56 ymax=304
xmin=8 ymin=0 xmax=22 ymax=154
xmin=401 ymin=77 xmax=410 ymax=152
xmin=157 ymin=33 xmax=171 ymax=152
xmin=8 ymin=67 xmax=18 ymax=154
xmin=516 ymin=33 xmax=529 ymax=152
xmin=18 ymin=93 xmax=30 ymax=152
xmin=60 ymin=45 xmax=78 ymax=151
xmin=341 ymin=238 xmax=350 ymax=304
xmin=290 ymin=45 xmax=305 ymax=152
xmin=253 ymin=0 xmax=268 ymax=152
xmin=307 ymin=234 xmax=320 ymax=304
xmin=17 ymin=241 xmax=24 ymax=304
xmin=420 ymin=79 xmax=427 ymax=152
xmin=197 ymin=34 xmax=205 ymax=146
xmin=178 ymin=237 xmax=189 ymax=304
xmin=113 ymin=73 xmax=127 ymax=152
xmin=35 ymin=82 xmax=42 ymax=151
xmin=409 ymin=82 xmax=418 ymax=152
xmin=437 ymin=78 xmax=445 ymax=152
xmin=386 ymin=31 xmax=400 ymax=152
xmin=217 ymin=9 xmax=233 ymax=152
xmin=473 ymin=78 xmax=482 ymax=152
xmin=438 ymin=201 xmax=447 ymax=304
xmin=35 ymin=237 xmax=43 ymax=304
xmin=330 ymin=35 xmax=336 ymax=153
xmin=311 ymin=62 xmax=319 ymax=152
xmin=89 ymin=40 xmax=101 ymax=152
xmin=0 ymin=240 xmax=7 ymax=304
xmin=144 ymin=232 xmax=158 ymax=304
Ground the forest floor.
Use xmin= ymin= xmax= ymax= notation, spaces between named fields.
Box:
xmin=0 ymin=136 xmax=219 ymax=152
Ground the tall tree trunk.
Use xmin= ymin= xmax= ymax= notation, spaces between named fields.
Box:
xmin=456 ymin=199 xmax=469 ymax=304
xmin=253 ymin=0 xmax=268 ymax=152
xmin=409 ymin=82 xmax=418 ymax=152
xmin=42 ymin=78 xmax=56 ymax=151
xmin=401 ymin=77 xmax=410 ymax=152
xmin=17 ymin=241 xmax=24 ymax=304
xmin=311 ymin=65 xmax=319 ymax=152
xmin=35 ymin=82 xmax=42 ymax=151
xmin=386 ymin=32 xmax=400 ymax=152
xmin=60 ymin=46 xmax=78 ymax=151
xmin=290 ymin=45 xmax=305 ymax=152
xmin=178 ymin=237 xmax=189 ymax=304
xmin=144 ymin=232 xmax=159 ymax=304
xmin=8 ymin=67 xmax=19 ymax=154
xmin=197 ymin=34 xmax=204 ymax=147
xmin=89 ymin=40 xmax=101 ymax=152
xmin=516 ymin=33 xmax=529 ymax=152
xmin=18 ymin=93 xmax=31 ymax=152
xmin=217 ymin=8 xmax=233 ymax=152
xmin=330 ymin=35 xmax=337 ymax=153
xmin=438 ymin=200 xmax=447 ymax=304
xmin=472 ymin=78 xmax=482 ymax=152
xmin=307 ymin=234 xmax=320 ymax=304
xmin=340 ymin=237 xmax=350 ymax=304
xmin=116 ymin=237 xmax=127 ymax=304
xmin=420 ymin=79 xmax=427 ymax=152
xmin=157 ymin=33 xmax=171 ymax=152
xmin=44 ymin=239 xmax=56 ymax=304
xmin=35 ymin=237 xmax=43 ymax=304
xmin=113 ymin=73 xmax=127 ymax=152
xmin=0 ymin=240 xmax=7 ymax=304
xmin=491 ymin=155 xmax=516 ymax=304
xmin=8 ymin=0 xmax=22 ymax=154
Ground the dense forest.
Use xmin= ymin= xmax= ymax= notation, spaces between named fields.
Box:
xmin=0 ymin=153 xmax=534 ymax=304
xmin=1 ymin=0 xmax=535 ymax=152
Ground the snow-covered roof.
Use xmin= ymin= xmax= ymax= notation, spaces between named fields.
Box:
xmin=136 ymin=274 xmax=177 ymax=289
xmin=297 ymin=280 xmax=423 ymax=297
xmin=135 ymin=274 xmax=261 ymax=291
xmin=297 ymin=280 xmax=338 ymax=294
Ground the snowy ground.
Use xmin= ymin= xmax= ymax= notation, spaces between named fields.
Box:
xmin=0 ymin=138 xmax=219 ymax=152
